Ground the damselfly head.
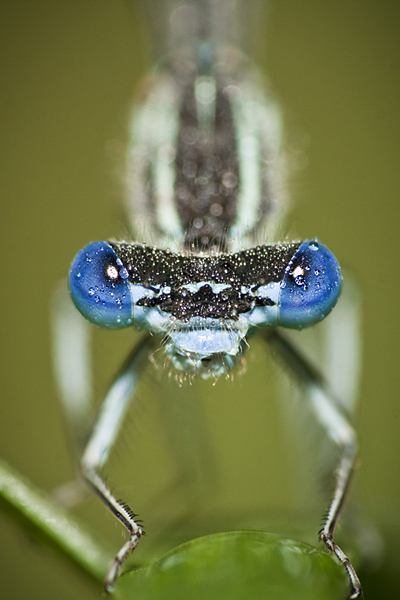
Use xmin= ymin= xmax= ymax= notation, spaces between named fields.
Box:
xmin=69 ymin=239 xmax=342 ymax=377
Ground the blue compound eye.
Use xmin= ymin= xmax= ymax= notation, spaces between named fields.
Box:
xmin=277 ymin=240 xmax=342 ymax=329
xmin=69 ymin=241 xmax=134 ymax=329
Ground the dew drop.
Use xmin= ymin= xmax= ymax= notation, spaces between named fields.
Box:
xmin=210 ymin=203 xmax=222 ymax=216
xmin=294 ymin=275 xmax=305 ymax=287
xmin=222 ymin=171 xmax=237 ymax=189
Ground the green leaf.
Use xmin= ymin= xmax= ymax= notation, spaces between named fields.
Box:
xmin=118 ymin=531 xmax=348 ymax=600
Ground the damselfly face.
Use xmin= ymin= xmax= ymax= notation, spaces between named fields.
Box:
xmin=70 ymin=239 xmax=341 ymax=378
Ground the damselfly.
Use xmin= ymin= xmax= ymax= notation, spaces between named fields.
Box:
xmin=56 ymin=0 xmax=362 ymax=596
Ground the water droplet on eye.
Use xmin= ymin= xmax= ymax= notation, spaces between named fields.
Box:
xmin=294 ymin=275 xmax=305 ymax=286
xmin=88 ymin=287 xmax=95 ymax=296
xmin=94 ymin=295 xmax=100 ymax=303
xmin=309 ymin=241 xmax=319 ymax=251
xmin=77 ymin=272 xmax=81 ymax=278
xmin=314 ymin=269 xmax=320 ymax=276
xmin=119 ymin=267 xmax=129 ymax=279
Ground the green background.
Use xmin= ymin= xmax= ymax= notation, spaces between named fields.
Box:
xmin=1 ymin=1 xmax=399 ymax=598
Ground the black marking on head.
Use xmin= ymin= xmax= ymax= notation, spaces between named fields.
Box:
xmin=110 ymin=241 xmax=301 ymax=321
xmin=136 ymin=283 xmax=274 ymax=321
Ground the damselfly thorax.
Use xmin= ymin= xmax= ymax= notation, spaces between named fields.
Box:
xmin=125 ymin=44 xmax=285 ymax=254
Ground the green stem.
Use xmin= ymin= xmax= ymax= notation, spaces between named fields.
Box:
xmin=0 ymin=458 xmax=111 ymax=584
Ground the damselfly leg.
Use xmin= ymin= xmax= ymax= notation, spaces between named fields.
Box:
xmin=268 ymin=329 xmax=361 ymax=598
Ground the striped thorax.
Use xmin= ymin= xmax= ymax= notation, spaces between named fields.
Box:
xmin=125 ymin=45 xmax=285 ymax=254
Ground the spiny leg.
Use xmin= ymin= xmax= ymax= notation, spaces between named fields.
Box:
xmin=266 ymin=329 xmax=362 ymax=599
xmin=81 ymin=334 xmax=153 ymax=593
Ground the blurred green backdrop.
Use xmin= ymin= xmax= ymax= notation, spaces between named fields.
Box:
xmin=1 ymin=0 xmax=400 ymax=598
